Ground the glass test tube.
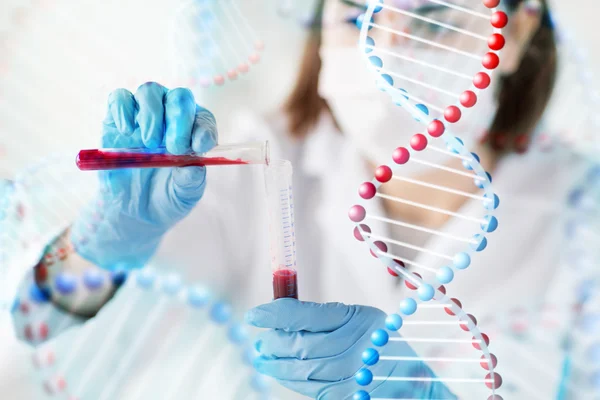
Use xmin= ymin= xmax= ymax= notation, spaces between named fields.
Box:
xmin=76 ymin=141 xmax=270 ymax=171
xmin=264 ymin=160 xmax=298 ymax=300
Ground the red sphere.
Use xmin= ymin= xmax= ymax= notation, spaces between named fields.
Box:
xmin=444 ymin=106 xmax=462 ymax=123
xmin=387 ymin=259 xmax=405 ymax=277
xmin=492 ymin=133 xmax=507 ymax=151
xmin=353 ymin=224 xmax=371 ymax=241
xmin=460 ymin=91 xmax=477 ymax=108
xmin=427 ymin=120 xmax=445 ymax=137
xmin=39 ymin=323 xmax=49 ymax=340
xmin=473 ymin=72 xmax=491 ymax=89
xmin=392 ymin=147 xmax=410 ymax=164
xmin=514 ymin=134 xmax=529 ymax=153
xmin=480 ymin=353 xmax=498 ymax=370
xmin=491 ymin=11 xmax=508 ymax=28
xmin=473 ymin=333 xmax=490 ymax=350
xmin=482 ymin=52 xmax=500 ymax=70
xmin=348 ymin=205 xmax=366 ymax=222
xmin=410 ymin=134 xmax=428 ymax=151
xmin=370 ymin=241 xmax=388 ymax=258
xmin=359 ymin=182 xmax=377 ymax=199
xmin=460 ymin=314 xmax=478 ymax=331
xmin=405 ymin=273 xmax=422 ymax=290
xmin=444 ymin=298 xmax=462 ymax=316
xmin=375 ymin=165 xmax=393 ymax=182
xmin=438 ymin=285 xmax=446 ymax=294
xmin=483 ymin=0 xmax=500 ymax=8
xmin=488 ymin=395 xmax=504 ymax=400
xmin=488 ymin=33 xmax=505 ymax=50
xmin=485 ymin=372 xmax=503 ymax=389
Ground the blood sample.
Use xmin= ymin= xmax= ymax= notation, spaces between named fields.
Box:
xmin=76 ymin=141 xmax=269 ymax=171
xmin=264 ymin=160 xmax=298 ymax=300
xmin=273 ymin=269 xmax=298 ymax=299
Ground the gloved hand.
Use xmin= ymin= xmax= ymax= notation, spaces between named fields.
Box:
xmin=245 ymin=299 xmax=456 ymax=400
xmin=71 ymin=82 xmax=218 ymax=270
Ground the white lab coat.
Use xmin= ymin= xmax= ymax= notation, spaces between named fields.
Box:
xmin=2 ymin=109 xmax=585 ymax=399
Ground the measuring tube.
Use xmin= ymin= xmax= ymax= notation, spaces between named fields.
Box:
xmin=76 ymin=141 xmax=269 ymax=171
xmin=264 ymin=159 xmax=298 ymax=300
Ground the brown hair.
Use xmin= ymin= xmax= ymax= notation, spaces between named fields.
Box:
xmin=282 ymin=0 xmax=334 ymax=138
xmin=485 ymin=0 xmax=557 ymax=153
xmin=283 ymin=0 xmax=558 ymax=155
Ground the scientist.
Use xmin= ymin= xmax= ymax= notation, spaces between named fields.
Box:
xmin=5 ymin=0 xmax=581 ymax=398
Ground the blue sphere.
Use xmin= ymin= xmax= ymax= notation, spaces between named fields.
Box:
xmin=369 ymin=55 xmax=383 ymax=68
xmin=162 ymin=274 xmax=182 ymax=295
xmin=364 ymin=36 xmax=375 ymax=53
xmin=353 ymin=390 xmax=371 ymax=400
xmin=371 ymin=329 xmax=389 ymax=346
xmin=355 ymin=368 xmax=374 ymax=386
xmin=228 ymin=323 xmax=249 ymax=344
xmin=471 ymin=234 xmax=487 ymax=251
xmin=418 ymin=284 xmax=435 ymax=301
xmin=210 ymin=302 xmax=232 ymax=324
xmin=400 ymin=298 xmax=417 ymax=315
xmin=416 ymin=104 xmax=429 ymax=115
xmin=29 ymin=283 xmax=51 ymax=303
xmin=436 ymin=266 xmax=454 ymax=284
xmin=380 ymin=74 xmax=393 ymax=86
xmin=55 ymin=273 xmax=77 ymax=295
xmin=453 ymin=252 xmax=471 ymax=270
xmin=356 ymin=14 xmax=374 ymax=30
xmin=398 ymin=88 xmax=409 ymax=100
xmin=462 ymin=152 xmax=480 ymax=170
xmin=385 ymin=314 xmax=403 ymax=331
xmin=110 ymin=270 xmax=128 ymax=287
xmin=414 ymin=104 xmax=429 ymax=121
xmin=481 ymin=215 xmax=498 ymax=233
xmin=83 ymin=269 xmax=104 ymax=290
xmin=373 ymin=0 xmax=384 ymax=13
xmin=483 ymin=193 xmax=500 ymax=210
xmin=187 ymin=287 xmax=211 ymax=308
xmin=136 ymin=270 xmax=155 ymax=289
xmin=362 ymin=348 xmax=380 ymax=365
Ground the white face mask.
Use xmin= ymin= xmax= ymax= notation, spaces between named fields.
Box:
xmin=319 ymin=46 xmax=497 ymax=170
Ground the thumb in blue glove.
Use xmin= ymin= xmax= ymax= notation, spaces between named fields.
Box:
xmin=245 ymin=299 xmax=456 ymax=400
xmin=72 ymin=83 xmax=218 ymax=270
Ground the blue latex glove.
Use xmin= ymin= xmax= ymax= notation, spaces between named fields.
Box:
xmin=72 ymin=83 xmax=218 ymax=270
xmin=246 ymin=299 xmax=456 ymax=400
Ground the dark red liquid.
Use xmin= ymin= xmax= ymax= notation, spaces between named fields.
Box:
xmin=273 ymin=269 xmax=298 ymax=300
xmin=76 ymin=149 xmax=249 ymax=171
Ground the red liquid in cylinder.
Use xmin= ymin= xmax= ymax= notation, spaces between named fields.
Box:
xmin=273 ymin=269 xmax=298 ymax=300
xmin=76 ymin=149 xmax=249 ymax=171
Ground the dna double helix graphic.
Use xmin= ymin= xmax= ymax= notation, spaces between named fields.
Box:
xmin=346 ymin=0 xmax=507 ymax=398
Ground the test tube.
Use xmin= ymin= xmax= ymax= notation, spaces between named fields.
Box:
xmin=76 ymin=141 xmax=269 ymax=171
xmin=264 ymin=160 xmax=298 ymax=300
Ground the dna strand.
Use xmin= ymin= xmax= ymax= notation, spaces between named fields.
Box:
xmin=169 ymin=0 xmax=265 ymax=89
xmin=13 ymin=268 xmax=274 ymax=399
xmin=345 ymin=0 xmax=508 ymax=397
